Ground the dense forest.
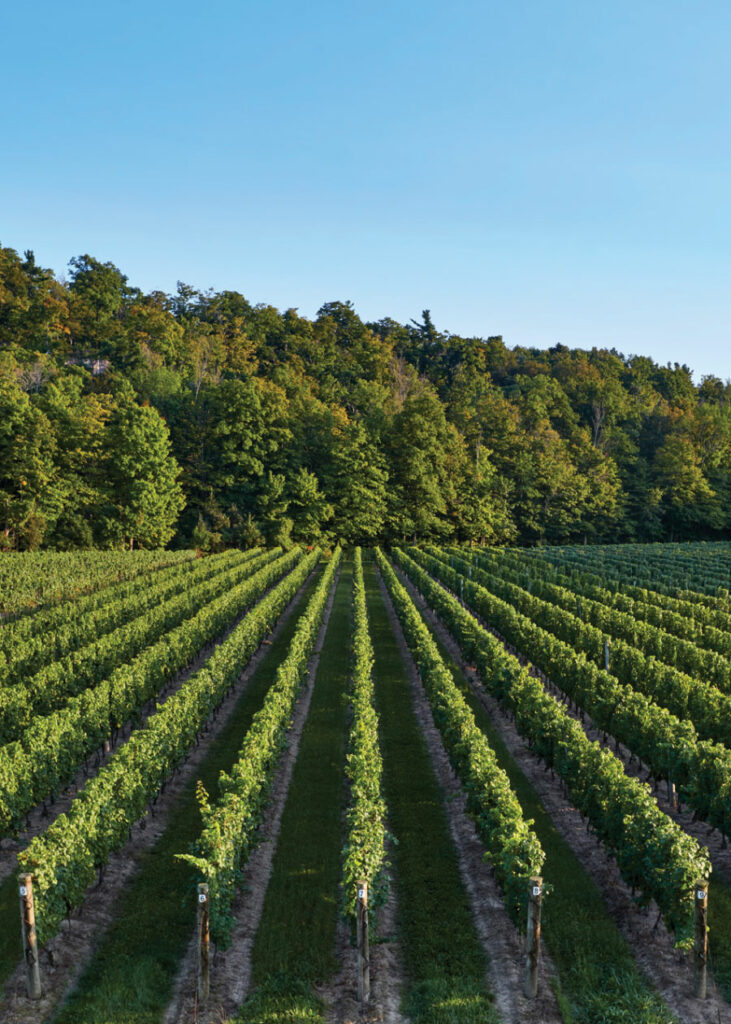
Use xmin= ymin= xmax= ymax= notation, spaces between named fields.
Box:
xmin=0 ymin=245 xmax=729 ymax=551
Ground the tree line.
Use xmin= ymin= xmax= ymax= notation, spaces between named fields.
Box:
xmin=0 ymin=245 xmax=729 ymax=550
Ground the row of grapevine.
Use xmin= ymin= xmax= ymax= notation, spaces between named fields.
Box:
xmin=0 ymin=549 xmax=283 ymax=744
xmin=436 ymin=548 xmax=731 ymax=751
xmin=177 ymin=548 xmax=342 ymax=946
xmin=497 ymin=546 xmax=731 ymax=656
xmin=393 ymin=547 xmax=711 ymax=949
xmin=464 ymin=544 xmax=731 ymax=684
xmin=0 ymin=549 xmax=196 ymax=618
xmin=341 ymin=548 xmax=387 ymax=919
xmin=617 ymin=542 xmax=731 ymax=575
xmin=0 ymin=549 xmax=261 ymax=683
xmin=0 ymin=552 xmax=214 ymax=655
xmin=567 ymin=542 xmax=731 ymax=581
xmin=17 ymin=547 xmax=322 ymax=945
xmin=411 ymin=547 xmax=731 ymax=840
xmin=541 ymin=546 xmax=731 ymax=608
xmin=0 ymin=548 xmax=304 ymax=837
xmin=376 ymin=548 xmax=546 ymax=925
xmin=531 ymin=546 xmax=731 ymax=626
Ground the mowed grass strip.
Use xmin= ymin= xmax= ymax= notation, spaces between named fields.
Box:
xmin=400 ymin=564 xmax=677 ymax=1024
xmin=364 ymin=559 xmax=499 ymax=1024
xmin=708 ymin=878 xmax=731 ymax=1001
xmin=42 ymin=569 xmax=323 ymax=1024
xmin=235 ymin=560 xmax=353 ymax=1024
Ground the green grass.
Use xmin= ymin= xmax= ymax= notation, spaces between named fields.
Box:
xmin=235 ymin=560 xmax=353 ymax=1023
xmin=363 ymin=558 xmax=499 ymax=1024
xmin=399 ymin=563 xmax=679 ymax=1024
xmin=41 ymin=569 xmax=323 ymax=1024
xmin=708 ymin=877 xmax=731 ymax=1001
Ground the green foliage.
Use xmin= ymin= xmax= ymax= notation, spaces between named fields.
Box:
xmin=25 ymin=569 xmax=326 ymax=1024
xmin=0 ymin=369 xmax=61 ymax=549
xmin=235 ymin=560 xmax=352 ymax=1023
xmin=0 ymin=551 xmax=282 ymax=745
xmin=0 ymin=547 xmax=193 ymax=618
xmin=102 ymin=399 xmax=184 ymax=548
xmin=16 ymin=548 xmax=320 ymax=945
xmin=376 ymin=548 xmax=545 ymax=925
xmin=430 ymin=545 xmax=731 ymax=836
xmin=341 ymin=548 xmax=387 ymax=917
xmin=0 ymin=551 xmax=292 ymax=835
xmin=362 ymin=557 xmax=499 ymax=1024
xmin=1 ymin=241 xmax=730 ymax=547
xmin=413 ymin=594 xmax=678 ymax=1024
xmin=0 ymin=549 xmax=256 ymax=686
xmin=400 ymin=546 xmax=712 ymax=948
xmin=176 ymin=548 xmax=342 ymax=946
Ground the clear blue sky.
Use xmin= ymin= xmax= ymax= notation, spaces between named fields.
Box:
xmin=2 ymin=0 xmax=730 ymax=379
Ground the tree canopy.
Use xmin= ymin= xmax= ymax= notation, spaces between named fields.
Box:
xmin=1 ymin=244 xmax=729 ymax=549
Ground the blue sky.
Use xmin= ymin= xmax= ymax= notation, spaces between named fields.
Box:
xmin=2 ymin=0 xmax=730 ymax=379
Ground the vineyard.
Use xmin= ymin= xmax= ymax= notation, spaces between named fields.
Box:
xmin=0 ymin=543 xmax=730 ymax=1024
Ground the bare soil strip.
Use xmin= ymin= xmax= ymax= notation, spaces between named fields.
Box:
xmin=163 ymin=567 xmax=341 ymax=1024
xmin=399 ymin=564 xmax=730 ymax=1024
xmin=378 ymin=568 xmax=563 ymax=1024
xmin=0 ymin=568 xmax=318 ymax=1024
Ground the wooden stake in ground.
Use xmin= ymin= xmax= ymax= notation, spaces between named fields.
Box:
xmin=694 ymin=880 xmax=708 ymax=1000
xmin=356 ymin=879 xmax=370 ymax=1003
xmin=18 ymin=873 xmax=41 ymax=1000
xmin=197 ymin=883 xmax=210 ymax=1004
xmin=524 ymin=876 xmax=543 ymax=999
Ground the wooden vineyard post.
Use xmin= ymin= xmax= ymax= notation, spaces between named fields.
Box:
xmin=667 ymin=779 xmax=678 ymax=812
xmin=356 ymin=880 xmax=370 ymax=1003
xmin=18 ymin=873 xmax=41 ymax=999
xmin=604 ymin=640 xmax=610 ymax=671
xmin=197 ymin=883 xmax=210 ymax=1004
xmin=524 ymin=877 xmax=543 ymax=998
xmin=694 ymin=880 xmax=708 ymax=999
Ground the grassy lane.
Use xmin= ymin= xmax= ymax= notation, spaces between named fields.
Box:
xmin=708 ymin=881 xmax=731 ymax=1000
xmin=401 ymin=567 xmax=677 ymax=1024
xmin=41 ymin=569 xmax=323 ymax=1024
xmin=235 ymin=560 xmax=353 ymax=1024
xmin=364 ymin=560 xmax=499 ymax=1024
